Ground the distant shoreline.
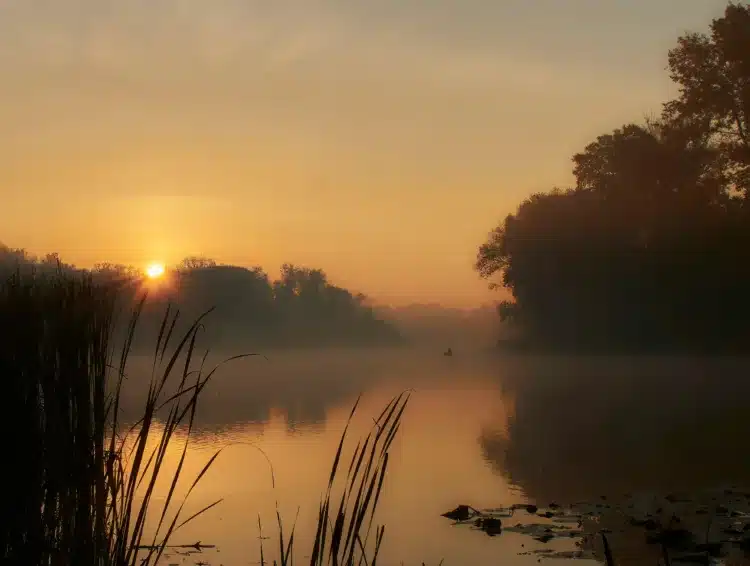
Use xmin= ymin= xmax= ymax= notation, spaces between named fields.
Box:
xmin=493 ymin=337 xmax=750 ymax=357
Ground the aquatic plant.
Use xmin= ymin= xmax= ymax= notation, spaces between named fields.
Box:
xmin=256 ymin=391 xmax=411 ymax=566
xmin=0 ymin=268 xmax=250 ymax=566
xmin=442 ymin=491 xmax=750 ymax=564
xmin=0 ymin=267 xmax=411 ymax=566
xmin=308 ymin=391 xmax=409 ymax=566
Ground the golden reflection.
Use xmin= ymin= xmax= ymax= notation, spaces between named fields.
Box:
xmin=119 ymin=353 xmax=535 ymax=566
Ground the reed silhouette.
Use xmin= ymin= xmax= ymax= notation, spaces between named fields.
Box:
xmin=0 ymin=268 xmax=409 ymax=566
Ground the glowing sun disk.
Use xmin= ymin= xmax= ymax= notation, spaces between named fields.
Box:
xmin=146 ymin=262 xmax=165 ymax=279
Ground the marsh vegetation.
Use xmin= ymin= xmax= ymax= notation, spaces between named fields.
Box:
xmin=0 ymin=269 xmax=408 ymax=566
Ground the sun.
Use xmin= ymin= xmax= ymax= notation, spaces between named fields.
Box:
xmin=145 ymin=262 xmax=165 ymax=279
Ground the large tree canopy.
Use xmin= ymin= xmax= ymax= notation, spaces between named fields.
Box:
xmin=0 ymin=248 xmax=401 ymax=349
xmin=476 ymin=4 xmax=750 ymax=352
xmin=663 ymin=2 xmax=750 ymax=195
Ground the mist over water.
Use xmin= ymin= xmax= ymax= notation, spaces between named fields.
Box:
xmin=116 ymin=348 xmax=750 ymax=565
xmin=3 ymin=3 xmax=750 ymax=565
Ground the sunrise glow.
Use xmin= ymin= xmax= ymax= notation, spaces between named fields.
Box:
xmin=145 ymin=262 xmax=165 ymax=279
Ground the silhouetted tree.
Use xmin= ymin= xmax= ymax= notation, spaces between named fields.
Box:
xmin=476 ymin=5 xmax=750 ymax=352
xmin=0 ymin=247 xmax=399 ymax=349
xmin=662 ymin=2 xmax=750 ymax=196
xmin=130 ymin=258 xmax=400 ymax=349
xmin=92 ymin=262 xmax=141 ymax=282
xmin=179 ymin=256 xmax=217 ymax=270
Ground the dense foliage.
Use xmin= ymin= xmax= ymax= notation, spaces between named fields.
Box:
xmin=0 ymin=249 xmax=401 ymax=349
xmin=476 ymin=3 xmax=750 ymax=352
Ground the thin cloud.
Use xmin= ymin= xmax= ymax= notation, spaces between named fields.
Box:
xmin=0 ymin=0 xmax=691 ymax=90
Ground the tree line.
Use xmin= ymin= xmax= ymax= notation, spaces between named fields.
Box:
xmin=0 ymin=248 xmax=402 ymax=349
xmin=476 ymin=3 xmax=750 ymax=353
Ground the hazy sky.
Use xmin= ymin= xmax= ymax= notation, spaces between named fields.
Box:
xmin=0 ymin=0 xmax=731 ymax=306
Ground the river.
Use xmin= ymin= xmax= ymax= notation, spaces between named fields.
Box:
xmin=116 ymin=348 xmax=750 ymax=565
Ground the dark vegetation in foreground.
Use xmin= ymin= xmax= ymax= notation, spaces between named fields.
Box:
xmin=443 ymin=488 xmax=750 ymax=565
xmin=0 ymin=248 xmax=402 ymax=349
xmin=477 ymin=3 xmax=750 ymax=354
xmin=0 ymin=268 xmax=409 ymax=566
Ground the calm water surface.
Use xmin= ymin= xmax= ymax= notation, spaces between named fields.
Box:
xmin=118 ymin=349 xmax=750 ymax=565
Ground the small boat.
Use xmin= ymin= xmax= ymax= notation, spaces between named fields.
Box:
xmin=444 ymin=348 xmax=453 ymax=357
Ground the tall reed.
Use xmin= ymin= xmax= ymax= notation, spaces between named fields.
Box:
xmin=0 ymin=267 xmax=410 ymax=566
xmin=0 ymin=268 xmax=245 ymax=566
xmin=266 ymin=391 xmax=410 ymax=566
xmin=309 ymin=391 xmax=409 ymax=566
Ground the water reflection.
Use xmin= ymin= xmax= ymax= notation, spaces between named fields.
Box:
xmin=115 ymin=350 xmax=750 ymax=565
xmin=473 ymin=355 xmax=750 ymax=565
xmin=120 ymin=349 xmax=540 ymax=566
xmin=479 ymin=355 xmax=750 ymax=504
xmin=118 ymin=348 xmax=392 ymax=430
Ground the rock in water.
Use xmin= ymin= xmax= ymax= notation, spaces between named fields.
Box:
xmin=441 ymin=504 xmax=474 ymax=521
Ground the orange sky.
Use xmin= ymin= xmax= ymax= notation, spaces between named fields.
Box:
xmin=0 ymin=0 xmax=730 ymax=307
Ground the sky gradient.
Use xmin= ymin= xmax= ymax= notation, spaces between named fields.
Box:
xmin=0 ymin=0 xmax=732 ymax=306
